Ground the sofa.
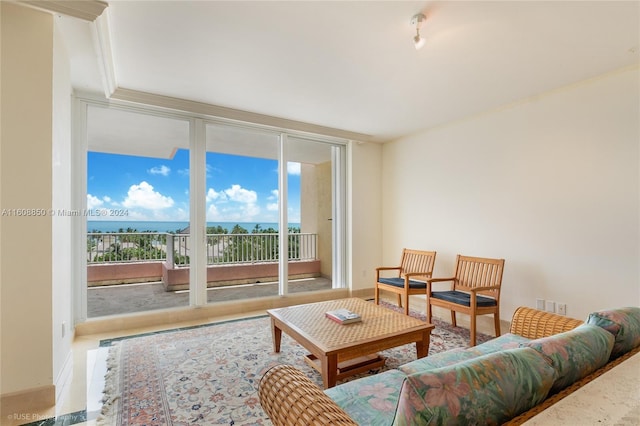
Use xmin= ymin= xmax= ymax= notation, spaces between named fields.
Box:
xmin=259 ymin=306 xmax=640 ymax=425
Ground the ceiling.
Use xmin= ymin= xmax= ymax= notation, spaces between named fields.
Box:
xmin=56 ymin=1 xmax=639 ymax=143
xmin=86 ymin=103 xmax=334 ymax=163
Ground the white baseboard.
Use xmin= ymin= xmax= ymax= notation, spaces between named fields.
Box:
xmin=54 ymin=349 xmax=74 ymax=408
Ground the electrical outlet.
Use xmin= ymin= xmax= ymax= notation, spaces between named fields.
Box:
xmin=545 ymin=300 xmax=556 ymax=313
xmin=536 ymin=299 xmax=545 ymax=310
xmin=557 ymin=303 xmax=567 ymax=316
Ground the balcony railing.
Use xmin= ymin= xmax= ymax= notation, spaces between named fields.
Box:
xmin=87 ymin=232 xmax=318 ymax=267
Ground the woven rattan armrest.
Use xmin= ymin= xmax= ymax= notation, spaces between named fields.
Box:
xmin=259 ymin=364 xmax=358 ymax=426
xmin=509 ymin=306 xmax=584 ymax=339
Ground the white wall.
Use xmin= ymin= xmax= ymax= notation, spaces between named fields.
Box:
xmin=349 ymin=141 xmax=383 ymax=292
xmin=381 ymin=66 xmax=640 ymax=321
xmin=52 ymin=20 xmax=74 ymax=398
xmin=0 ymin=2 xmax=54 ymax=399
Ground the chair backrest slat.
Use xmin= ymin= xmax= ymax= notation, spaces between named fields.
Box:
xmin=454 ymin=255 xmax=505 ymax=299
xmin=399 ymin=248 xmax=436 ymax=281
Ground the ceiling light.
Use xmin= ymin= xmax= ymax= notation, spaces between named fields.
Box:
xmin=411 ymin=13 xmax=426 ymax=50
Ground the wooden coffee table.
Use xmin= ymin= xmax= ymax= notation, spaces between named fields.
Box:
xmin=267 ymin=297 xmax=434 ymax=388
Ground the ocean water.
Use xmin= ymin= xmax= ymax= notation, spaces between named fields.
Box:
xmin=87 ymin=220 xmax=299 ymax=233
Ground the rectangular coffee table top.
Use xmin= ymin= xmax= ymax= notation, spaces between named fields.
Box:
xmin=267 ymin=297 xmax=432 ymax=354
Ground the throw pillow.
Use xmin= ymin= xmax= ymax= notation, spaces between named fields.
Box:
xmin=586 ymin=307 xmax=640 ymax=360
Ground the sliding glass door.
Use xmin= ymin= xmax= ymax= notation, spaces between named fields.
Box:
xmin=85 ymin=103 xmax=191 ymax=317
xmin=204 ymin=123 xmax=282 ymax=302
xmin=288 ymin=136 xmax=345 ymax=292
xmin=202 ymin=123 xmax=344 ymax=302
xmin=77 ymin=97 xmax=347 ymax=320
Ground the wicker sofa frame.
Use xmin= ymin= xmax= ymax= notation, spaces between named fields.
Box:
xmin=259 ymin=306 xmax=639 ymax=425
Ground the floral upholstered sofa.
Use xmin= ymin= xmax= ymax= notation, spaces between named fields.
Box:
xmin=259 ymin=306 xmax=640 ymax=425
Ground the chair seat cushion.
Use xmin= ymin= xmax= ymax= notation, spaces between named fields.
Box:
xmin=431 ymin=290 xmax=496 ymax=307
xmin=377 ymin=277 xmax=427 ymax=289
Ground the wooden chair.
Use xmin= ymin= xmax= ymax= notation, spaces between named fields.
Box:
xmin=426 ymin=254 xmax=505 ymax=346
xmin=374 ymin=248 xmax=437 ymax=315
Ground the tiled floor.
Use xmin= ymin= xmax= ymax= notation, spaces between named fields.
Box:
xmin=88 ymin=277 xmax=332 ymax=317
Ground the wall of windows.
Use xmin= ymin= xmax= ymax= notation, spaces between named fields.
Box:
xmin=76 ymin=96 xmax=347 ymax=320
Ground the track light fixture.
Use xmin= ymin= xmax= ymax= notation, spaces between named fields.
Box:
xmin=411 ymin=13 xmax=426 ymax=50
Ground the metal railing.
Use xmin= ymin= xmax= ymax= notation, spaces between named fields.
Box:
xmin=88 ymin=232 xmax=317 ymax=266
xmin=87 ymin=232 xmax=167 ymax=264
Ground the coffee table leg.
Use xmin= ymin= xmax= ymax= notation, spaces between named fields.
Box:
xmin=271 ymin=318 xmax=282 ymax=352
xmin=415 ymin=331 xmax=431 ymax=358
xmin=320 ymin=354 xmax=338 ymax=388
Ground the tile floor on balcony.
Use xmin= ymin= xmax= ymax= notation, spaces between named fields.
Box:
xmin=88 ymin=276 xmax=333 ymax=317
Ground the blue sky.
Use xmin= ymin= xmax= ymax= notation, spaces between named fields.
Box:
xmin=87 ymin=149 xmax=301 ymax=222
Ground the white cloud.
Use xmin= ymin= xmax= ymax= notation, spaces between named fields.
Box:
xmin=128 ymin=206 xmax=189 ymax=222
xmin=205 ymin=184 xmax=261 ymax=221
xmin=225 ymin=203 xmax=260 ymax=222
xmin=148 ymin=165 xmax=171 ymax=176
xmin=206 ymin=204 xmax=221 ymax=221
xmin=122 ymin=181 xmax=174 ymax=209
xmin=103 ymin=196 xmax=112 ymax=203
xmin=206 ymin=187 xmax=227 ymax=203
xmin=287 ymin=162 xmax=301 ymax=176
xmin=224 ymin=184 xmax=257 ymax=203
xmin=170 ymin=207 xmax=189 ymax=221
xmin=87 ymin=194 xmax=103 ymax=209
xmin=267 ymin=189 xmax=279 ymax=211
xmin=242 ymin=203 xmax=260 ymax=218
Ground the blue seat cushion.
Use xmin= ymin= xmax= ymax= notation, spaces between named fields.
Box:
xmin=377 ymin=277 xmax=427 ymax=289
xmin=431 ymin=290 xmax=497 ymax=307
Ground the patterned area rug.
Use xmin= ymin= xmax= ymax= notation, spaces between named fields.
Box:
xmin=98 ymin=302 xmax=490 ymax=425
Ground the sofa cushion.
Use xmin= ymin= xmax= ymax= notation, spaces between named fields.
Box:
xmin=524 ymin=323 xmax=614 ymax=393
xmin=399 ymin=333 xmax=530 ymax=375
xmin=473 ymin=333 xmax=531 ymax=354
xmin=392 ymin=348 xmax=556 ymax=426
xmin=324 ymin=369 xmax=407 ymax=426
xmin=586 ymin=307 xmax=640 ymax=360
xmin=399 ymin=347 xmax=483 ymax=375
